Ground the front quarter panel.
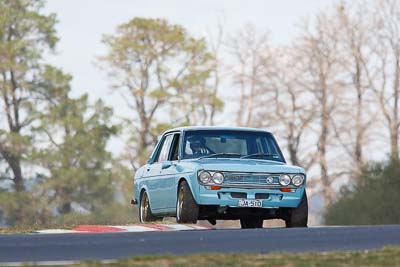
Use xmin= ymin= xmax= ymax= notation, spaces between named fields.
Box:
xmin=174 ymin=160 xmax=203 ymax=204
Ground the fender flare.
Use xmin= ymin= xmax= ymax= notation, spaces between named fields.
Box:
xmin=177 ymin=176 xmax=199 ymax=204
xmin=139 ymin=185 xmax=154 ymax=208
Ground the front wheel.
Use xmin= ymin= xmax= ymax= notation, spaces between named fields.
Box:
xmin=176 ymin=181 xmax=199 ymax=224
xmin=284 ymin=191 xmax=308 ymax=228
xmin=139 ymin=191 xmax=158 ymax=223
xmin=240 ymin=218 xmax=264 ymax=229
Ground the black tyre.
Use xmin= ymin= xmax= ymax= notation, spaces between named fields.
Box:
xmin=139 ymin=191 xmax=158 ymax=223
xmin=240 ymin=218 xmax=264 ymax=229
xmin=176 ymin=180 xmax=199 ymax=224
xmin=285 ymin=191 xmax=308 ymax=228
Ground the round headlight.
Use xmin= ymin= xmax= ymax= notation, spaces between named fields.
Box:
xmin=292 ymin=175 xmax=304 ymax=186
xmin=279 ymin=174 xmax=291 ymax=186
xmin=199 ymin=171 xmax=211 ymax=184
xmin=212 ymin=172 xmax=224 ymax=184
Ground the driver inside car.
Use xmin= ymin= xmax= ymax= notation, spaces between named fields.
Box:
xmin=188 ymin=136 xmax=210 ymax=156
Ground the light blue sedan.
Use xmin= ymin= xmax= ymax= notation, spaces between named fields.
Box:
xmin=132 ymin=126 xmax=308 ymax=228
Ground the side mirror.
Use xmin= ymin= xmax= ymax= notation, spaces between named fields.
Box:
xmin=161 ymin=161 xmax=173 ymax=169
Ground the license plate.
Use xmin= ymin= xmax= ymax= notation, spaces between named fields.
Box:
xmin=238 ymin=199 xmax=262 ymax=207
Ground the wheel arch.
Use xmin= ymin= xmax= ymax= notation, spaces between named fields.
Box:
xmin=177 ymin=177 xmax=189 ymax=195
xmin=139 ymin=185 xmax=153 ymax=206
xmin=139 ymin=187 xmax=146 ymax=198
xmin=176 ymin=176 xmax=199 ymax=203
xmin=176 ymin=176 xmax=200 ymax=223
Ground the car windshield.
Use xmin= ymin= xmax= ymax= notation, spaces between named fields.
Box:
xmin=182 ymin=130 xmax=285 ymax=162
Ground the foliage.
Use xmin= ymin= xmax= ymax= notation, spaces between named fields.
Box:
xmin=0 ymin=0 xmax=138 ymax=228
xmin=0 ymin=191 xmax=43 ymax=226
xmin=325 ymin=160 xmax=400 ymax=225
xmin=100 ymin=18 xmax=221 ymax=167
xmin=0 ymin=64 xmax=132 ymax=226
xmin=0 ymin=0 xmax=58 ymax=193
xmin=34 ymin=92 xmax=119 ymax=215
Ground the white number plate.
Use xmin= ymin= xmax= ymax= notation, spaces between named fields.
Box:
xmin=238 ymin=199 xmax=262 ymax=208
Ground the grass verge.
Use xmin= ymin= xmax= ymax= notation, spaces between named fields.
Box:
xmin=56 ymin=246 xmax=400 ymax=267
xmin=0 ymin=224 xmax=75 ymax=234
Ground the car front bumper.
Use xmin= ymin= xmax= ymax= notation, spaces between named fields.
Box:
xmin=196 ymin=185 xmax=305 ymax=208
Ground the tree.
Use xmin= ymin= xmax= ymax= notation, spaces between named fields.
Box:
xmin=206 ymin=21 xmax=225 ymax=125
xmin=328 ymin=2 xmax=376 ymax=176
xmin=228 ymin=25 xmax=272 ymax=127
xmin=100 ymin=18 xmax=218 ymax=168
xmin=0 ymin=0 xmax=57 ymax=192
xmin=325 ymin=159 xmax=400 ymax=225
xmin=295 ymin=12 xmax=346 ymax=208
xmin=256 ymin=47 xmax=317 ymax=168
xmin=363 ymin=0 xmax=400 ymax=161
xmin=34 ymin=66 xmax=118 ymax=215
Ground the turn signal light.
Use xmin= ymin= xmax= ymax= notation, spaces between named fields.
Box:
xmin=210 ymin=186 xmax=221 ymax=190
xmin=280 ymin=188 xmax=291 ymax=192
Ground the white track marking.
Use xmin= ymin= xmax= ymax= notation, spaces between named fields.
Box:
xmin=114 ymin=225 xmax=164 ymax=232
xmin=35 ymin=229 xmax=80 ymax=234
xmin=0 ymin=259 xmax=116 ymax=266
xmin=35 ymin=224 xmax=214 ymax=234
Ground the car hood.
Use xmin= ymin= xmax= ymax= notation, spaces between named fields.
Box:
xmin=183 ymin=158 xmax=305 ymax=174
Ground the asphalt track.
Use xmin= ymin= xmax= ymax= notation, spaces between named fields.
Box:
xmin=0 ymin=225 xmax=400 ymax=264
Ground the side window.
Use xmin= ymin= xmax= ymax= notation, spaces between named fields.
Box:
xmin=169 ymin=134 xmax=180 ymax=161
xmin=156 ymin=135 xmax=174 ymax=162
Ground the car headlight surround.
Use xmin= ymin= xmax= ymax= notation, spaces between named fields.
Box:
xmin=198 ymin=171 xmax=212 ymax=184
xmin=279 ymin=174 xmax=291 ymax=186
xmin=212 ymin=172 xmax=224 ymax=184
xmin=292 ymin=174 xmax=305 ymax=186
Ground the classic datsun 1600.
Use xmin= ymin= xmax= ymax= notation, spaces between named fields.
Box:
xmin=132 ymin=126 xmax=308 ymax=229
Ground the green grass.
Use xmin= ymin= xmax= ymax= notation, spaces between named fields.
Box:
xmin=58 ymin=246 xmax=400 ymax=267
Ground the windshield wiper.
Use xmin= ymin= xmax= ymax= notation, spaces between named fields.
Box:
xmin=240 ymin=153 xmax=280 ymax=159
xmin=198 ymin=153 xmax=242 ymax=159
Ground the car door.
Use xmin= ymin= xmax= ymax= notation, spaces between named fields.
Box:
xmin=163 ymin=133 xmax=181 ymax=209
xmin=155 ymin=133 xmax=181 ymax=210
xmin=144 ymin=133 xmax=177 ymax=211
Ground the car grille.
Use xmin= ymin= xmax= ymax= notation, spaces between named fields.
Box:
xmin=222 ymin=172 xmax=281 ymax=187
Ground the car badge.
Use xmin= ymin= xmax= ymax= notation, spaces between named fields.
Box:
xmin=266 ymin=177 xmax=274 ymax=184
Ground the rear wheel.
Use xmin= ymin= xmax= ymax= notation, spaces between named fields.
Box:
xmin=240 ymin=218 xmax=264 ymax=229
xmin=285 ymin=191 xmax=308 ymax=228
xmin=139 ymin=191 xmax=158 ymax=223
xmin=176 ymin=181 xmax=199 ymax=224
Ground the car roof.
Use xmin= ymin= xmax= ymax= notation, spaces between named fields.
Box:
xmin=164 ymin=126 xmax=271 ymax=135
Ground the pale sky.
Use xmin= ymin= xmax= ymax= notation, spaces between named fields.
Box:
xmin=44 ymin=0 xmax=340 ymax=119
